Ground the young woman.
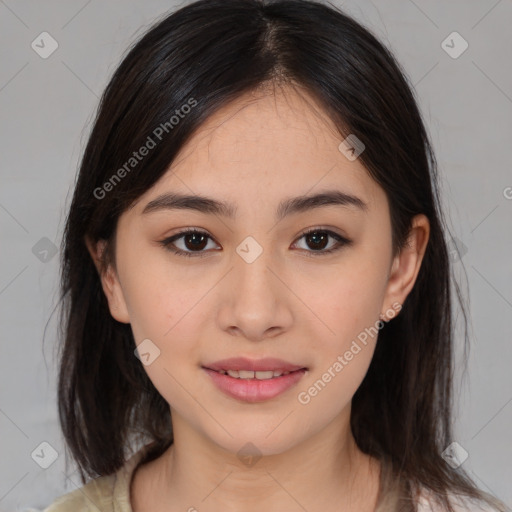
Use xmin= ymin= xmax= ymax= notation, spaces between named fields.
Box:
xmin=44 ymin=0 xmax=509 ymax=511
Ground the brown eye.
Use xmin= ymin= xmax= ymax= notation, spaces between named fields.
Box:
xmin=159 ymin=229 xmax=219 ymax=258
xmin=304 ymin=231 xmax=329 ymax=250
xmin=181 ymin=232 xmax=209 ymax=251
xmin=293 ymin=228 xmax=352 ymax=256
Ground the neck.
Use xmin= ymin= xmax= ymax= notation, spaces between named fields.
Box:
xmin=132 ymin=408 xmax=382 ymax=512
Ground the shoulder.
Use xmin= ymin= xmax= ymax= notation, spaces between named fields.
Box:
xmin=43 ymin=444 xmax=154 ymax=512
xmin=417 ymin=487 xmax=502 ymax=512
xmin=42 ymin=473 xmax=117 ymax=511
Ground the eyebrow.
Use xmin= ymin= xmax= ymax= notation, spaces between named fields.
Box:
xmin=141 ymin=189 xmax=368 ymax=220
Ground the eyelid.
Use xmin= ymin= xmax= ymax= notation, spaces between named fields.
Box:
xmin=295 ymin=226 xmax=347 ymax=242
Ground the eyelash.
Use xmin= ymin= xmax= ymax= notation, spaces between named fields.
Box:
xmin=158 ymin=227 xmax=352 ymax=258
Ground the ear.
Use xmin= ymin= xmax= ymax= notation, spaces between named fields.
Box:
xmin=85 ymin=236 xmax=131 ymax=324
xmin=381 ymin=214 xmax=430 ymax=320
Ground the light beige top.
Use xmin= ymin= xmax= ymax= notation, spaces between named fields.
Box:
xmin=43 ymin=444 xmax=499 ymax=512
xmin=43 ymin=443 xmax=152 ymax=512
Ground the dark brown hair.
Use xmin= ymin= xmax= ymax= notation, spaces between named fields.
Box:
xmin=55 ymin=1 xmax=508 ymax=510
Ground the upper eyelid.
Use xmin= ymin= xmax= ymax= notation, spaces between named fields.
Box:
xmin=167 ymin=226 xmax=345 ymax=241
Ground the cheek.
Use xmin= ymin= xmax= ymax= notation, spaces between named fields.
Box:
xmin=119 ymin=247 xmax=202 ymax=338
xmin=328 ymin=289 xmax=383 ymax=349
xmin=293 ymin=262 xmax=385 ymax=348
xmin=127 ymin=283 xmax=204 ymax=356
xmin=296 ymin=284 xmax=382 ymax=415
xmin=295 ymin=341 xmax=375 ymax=435
xmin=290 ymin=265 xmax=385 ymax=407
xmin=124 ymin=275 xmax=207 ymax=409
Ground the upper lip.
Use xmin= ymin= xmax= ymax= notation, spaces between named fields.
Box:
xmin=202 ymin=357 xmax=307 ymax=373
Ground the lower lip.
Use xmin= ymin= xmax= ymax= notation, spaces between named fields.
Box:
xmin=202 ymin=368 xmax=307 ymax=402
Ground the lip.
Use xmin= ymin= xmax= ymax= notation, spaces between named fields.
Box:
xmin=202 ymin=357 xmax=307 ymax=373
xmin=202 ymin=367 xmax=307 ymax=403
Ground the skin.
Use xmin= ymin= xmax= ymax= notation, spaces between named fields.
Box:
xmin=87 ymin=84 xmax=429 ymax=512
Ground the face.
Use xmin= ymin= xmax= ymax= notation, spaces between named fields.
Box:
xmin=88 ymin=85 xmax=428 ymax=458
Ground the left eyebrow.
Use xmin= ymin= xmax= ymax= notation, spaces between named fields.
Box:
xmin=141 ymin=189 xmax=369 ymax=221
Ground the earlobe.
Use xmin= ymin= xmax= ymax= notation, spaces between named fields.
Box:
xmin=382 ymin=214 xmax=430 ymax=316
xmin=84 ymin=236 xmax=131 ymax=324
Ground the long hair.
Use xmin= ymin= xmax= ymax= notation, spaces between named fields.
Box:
xmin=56 ymin=1 xmax=508 ymax=510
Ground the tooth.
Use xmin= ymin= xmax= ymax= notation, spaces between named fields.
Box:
xmin=255 ymin=371 xmax=274 ymax=380
xmin=222 ymin=369 xmax=291 ymax=380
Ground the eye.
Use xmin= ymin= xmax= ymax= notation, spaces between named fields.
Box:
xmin=159 ymin=229 xmax=219 ymax=258
xmin=158 ymin=227 xmax=352 ymax=258
xmin=292 ymin=228 xmax=352 ymax=257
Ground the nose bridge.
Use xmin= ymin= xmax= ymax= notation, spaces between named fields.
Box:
xmin=233 ymin=235 xmax=277 ymax=304
xmin=216 ymin=235 xmax=293 ymax=340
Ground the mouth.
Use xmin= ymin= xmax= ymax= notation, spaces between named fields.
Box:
xmin=202 ymin=368 xmax=306 ymax=380
xmin=201 ymin=359 xmax=308 ymax=402
xmin=202 ymin=356 xmax=308 ymax=374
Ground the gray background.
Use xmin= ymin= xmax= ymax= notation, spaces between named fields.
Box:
xmin=1 ymin=0 xmax=511 ymax=510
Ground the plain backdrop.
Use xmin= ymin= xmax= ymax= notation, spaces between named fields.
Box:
xmin=0 ymin=0 xmax=511 ymax=510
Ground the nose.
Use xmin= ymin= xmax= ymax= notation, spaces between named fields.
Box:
xmin=216 ymin=248 xmax=294 ymax=342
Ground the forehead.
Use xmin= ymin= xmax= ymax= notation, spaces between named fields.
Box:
xmin=132 ymin=86 xmax=383 ymax=216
